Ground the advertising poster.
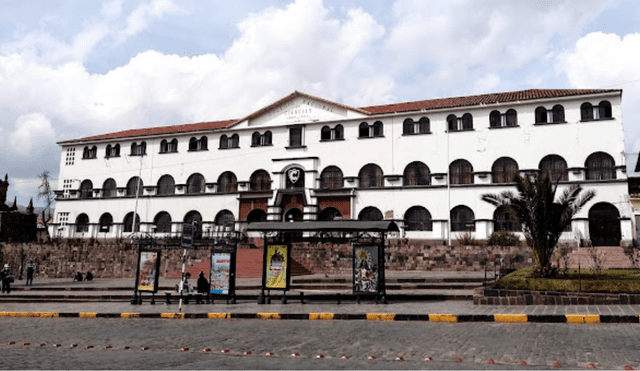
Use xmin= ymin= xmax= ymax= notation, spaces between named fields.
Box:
xmin=265 ymin=245 xmax=288 ymax=289
xmin=353 ymin=246 xmax=379 ymax=294
xmin=210 ymin=252 xmax=231 ymax=295
xmin=137 ymin=250 xmax=160 ymax=293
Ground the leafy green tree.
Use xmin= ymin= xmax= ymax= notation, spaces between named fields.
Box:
xmin=481 ymin=174 xmax=595 ymax=277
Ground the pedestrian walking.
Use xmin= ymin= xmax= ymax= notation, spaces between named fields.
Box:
xmin=25 ymin=260 xmax=36 ymax=286
xmin=1 ymin=264 xmax=14 ymax=294
xmin=197 ymin=271 xmax=209 ymax=294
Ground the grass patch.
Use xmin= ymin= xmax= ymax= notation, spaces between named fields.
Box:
xmin=492 ymin=268 xmax=640 ymax=293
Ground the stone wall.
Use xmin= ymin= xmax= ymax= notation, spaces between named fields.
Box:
xmin=290 ymin=240 xmax=534 ymax=274
xmin=0 ymin=239 xmax=537 ymax=279
xmin=0 ymin=241 xmax=211 ymax=279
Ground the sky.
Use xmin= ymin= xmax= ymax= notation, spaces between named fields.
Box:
xmin=1 ymin=0 xmax=640 ymax=208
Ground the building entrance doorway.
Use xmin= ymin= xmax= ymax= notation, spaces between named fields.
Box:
xmin=588 ymin=202 xmax=621 ymax=246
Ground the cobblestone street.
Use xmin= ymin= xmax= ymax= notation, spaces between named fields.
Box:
xmin=1 ymin=317 xmax=639 ymax=369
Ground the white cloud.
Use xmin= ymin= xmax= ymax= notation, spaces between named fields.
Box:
xmin=557 ymin=32 xmax=640 ymax=153
xmin=0 ymin=0 xmax=183 ymax=65
xmin=116 ymin=0 xmax=184 ymax=43
xmin=0 ymin=0 xmax=390 ymax=144
xmin=9 ymin=113 xmax=56 ymax=156
xmin=383 ymin=0 xmax=610 ymax=96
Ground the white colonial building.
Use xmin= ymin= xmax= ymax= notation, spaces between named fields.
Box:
xmin=50 ymin=88 xmax=632 ymax=246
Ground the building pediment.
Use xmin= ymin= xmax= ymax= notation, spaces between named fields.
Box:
xmin=232 ymin=91 xmax=370 ymax=129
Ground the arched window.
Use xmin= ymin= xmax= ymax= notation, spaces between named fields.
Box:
xmin=79 ymin=180 xmax=93 ymax=199
xmin=506 ymin=109 xmax=517 ymax=126
xmin=98 ymin=213 xmax=113 ymax=233
xmin=183 ymin=210 xmax=202 ymax=239
xmin=247 ymin=209 xmax=267 ymax=223
xmin=403 ymin=162 xmax=430 ymax=186
xmin=123 ymin=212 xmax=140 ymax=233
xmin=219 ymin=135 xmax=228 ymax=149
xmin=75 ymin=213 xmax=89 ymax=233
xmin=404 ymin=206 xmax=432 ymax=231
xmin=131 ymin=142 xmax=146 ymax=156
xmin=539 ymin=155 xmax=568 ymax=182
xmin=535 ymin=106 xmax=547 ymax=124
xmin=358 ymin=164 xmax=383 ymax=188
xmin=217 ymin=171 xmax=237 ymax=193
xmin=230 ymin=134 xmax=239 ymax=148
xmin=263 ymin=131 xmax=272 ymax=145
xmin=160 ymin=139 xmax=177 ymax=153
xmin=447 ymin=114 xmax=458 ymax=131
xmin=186 ymin=173 xmax=205 ymax=194
xmin=581 ymin=102 xmax=594 ymax=121
xmin=102 ymin=178 xmax=117 ymax=198
xmin=251 ymin=132 xmax=261 ymax=146
xmin=449 ymin=159 xmax=473 ymax=185
xmin=358 ymin=206 xmax=383 ymax=221
xmin=492 ymin=157 xmax=519 ymax=184
xmin=359 ymin=122 xmax=369 ymax=138
xmin=154 ymin=211 xmax=172 ymax=233
xmin=489 ymin=110 xmax=501 ymax=127
xmin=320 ymin=166 xmax=344 ymax=189
xmin=189 ymin=136 xmax=207 ymax=151
xmin=598 ymin=101 xmax=612 ymax=119
xmin=321 ymin=126 xmax=331 ymax=140
xmin=318 ymin=207 xmax=342 ymax=221
xmin=334 ymin=125 xmax=344 ymax=139
xmin=250 ymin=170 xmax=271 ymax=191
xmin=83 ymin=146 xmax=97 ymax=159
xmin=451 ymin=205 xmax=475 ymax=232
xmin=552 ymin=105 xmax=565 ymax=123
xmin=403 ymin=118 xmax=415 ymax=135
xmin=106 ymin=144 xmax=120 ymax=158
xmin=585 ymin=152 xmax=616 ymax=180
xmin=370 ymin=120 xmax=382 ymax=136
xmin=419 ymin=117 xmax=430 ymax=133
xmin=157 ymin=175 xmax=175 ymax=195
xmin=462 ymin=113 xmax=473 ymax=130
xmin=494 ymin=206 xmax=518 ymax=232
xmin=214 ymin=210 xmax=235 ymax=228
xmin=126 ymin=177 xmax=143 ymax=197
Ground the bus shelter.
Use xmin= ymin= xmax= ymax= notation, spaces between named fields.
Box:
xmin=246 ymin=220 xmax=399 ymax=304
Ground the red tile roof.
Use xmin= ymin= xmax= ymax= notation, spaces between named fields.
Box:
xmin=59 ymin=119 xmax=237 ymax=144
xmin=60 ymin=88 xmax=620 ymax=144
xmin=360 ymin=88 xmax=620 ymax=114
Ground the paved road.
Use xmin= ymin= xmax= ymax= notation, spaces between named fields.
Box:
xmin=1 ymin=317 xmax=639 ymax=370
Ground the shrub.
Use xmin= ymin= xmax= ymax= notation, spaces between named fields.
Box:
xmin=455 ymin=232 xmax=480 ymax=246
xmin=487 ymin=231 xmax=520 ymax=247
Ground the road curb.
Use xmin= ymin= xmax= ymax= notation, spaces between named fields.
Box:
xmin=0 ymin=311 xmax=639 ymax=323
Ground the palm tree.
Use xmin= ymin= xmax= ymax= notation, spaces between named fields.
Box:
xmin=481 ymin=174 xmax=595 ymax=277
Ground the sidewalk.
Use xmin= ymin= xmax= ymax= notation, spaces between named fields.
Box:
xmin=1 ymin=271 xmax=639 ymax=323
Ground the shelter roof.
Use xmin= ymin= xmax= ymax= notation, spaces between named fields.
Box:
xmin=246 ymin=220 xmax=399 ymax=232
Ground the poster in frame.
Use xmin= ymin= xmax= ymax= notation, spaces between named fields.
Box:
xmin=136 ymin=249 xmax=161 ymax=293
xmin=262 ymin=244 xmax=291 ymax=290
xmin=210 ymin=247 xmax=235 ymax=296
xmin=352 ymin=245 xmax=381 ymax=295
